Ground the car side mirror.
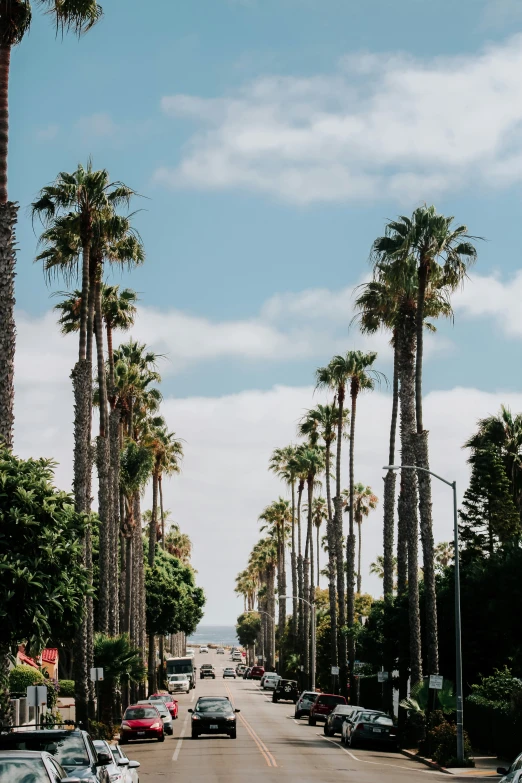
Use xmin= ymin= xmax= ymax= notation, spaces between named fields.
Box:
xmin=235 ymin=709 xmax=240 ymax=713
xmin=188 ymin=708 xmax=193 ymax=713
xmin=117 ymin=759 xmax=129 ymax=766
xmin=62 ymin=778 xmax=83 ymax=783
xmin=497 ymin=769 xmax=508 ymax=775
xmin=96 ymin=752 xmax=112 ymax=766
xmin=128 ymin=760 xmax=140 ymax=769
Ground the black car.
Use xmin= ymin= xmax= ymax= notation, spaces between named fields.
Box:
xmin=324 ymin=704 xmax=356 ymax=736
xmin=0 ymin=750 xmax=82 ymax=782
xmin=0 ymin=728 xmax=111 ymax=782
xmin=243 ymin=667 xmax=252 ymax=679
xmin=272 ymin=679 xmax=299 ymax=703
xmin=189 ymin=697 xmax=240 ymax=739
xmin=200 ymin=664 xmax=216 ymax=679
xmin=342 ymin=711 xmax=398 ymax=749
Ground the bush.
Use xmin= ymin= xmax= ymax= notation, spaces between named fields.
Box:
xmin=9 ymin=665 xmax=45 ymax=694
xmin=429 ymin=720 xmax=473 ymax=767
xmin=465 ymin=668 xmax=522 ymax=759
xmin=58 ymin=680 xmax=75 ymax=697
xmin=88 ymin=721 xmax=114 ymax=741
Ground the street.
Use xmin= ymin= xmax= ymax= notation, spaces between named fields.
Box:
xmin=126 ymin=650 xmax=493 ymax=782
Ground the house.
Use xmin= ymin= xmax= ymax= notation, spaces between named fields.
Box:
xmin=16 ymin=647 xmax=59 ymax=680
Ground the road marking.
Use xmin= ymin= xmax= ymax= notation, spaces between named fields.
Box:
xmin=224 ymin=683 xmax=277 ymax=768
xmin=320 ymin=736 xmax=446 ymax=775
xmin=172 ymin=715 xmax=189 ymax=761
xmin=190 ymin=691 xmax=195 ymax=702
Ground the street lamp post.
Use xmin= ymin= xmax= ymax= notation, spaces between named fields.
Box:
xmin=280 ymin=595 xmax=316 ymax=691
xmin=257 ymin=610 xmax=276 ymax=671
xmin=383 ymin=464 xmax=464 ymax=763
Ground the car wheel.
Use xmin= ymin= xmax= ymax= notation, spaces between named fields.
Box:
xmin=272 ymin=696 xmax=278 ymax=703
xmin=349 ymin=735 xmax=357 ymax=749
xmin=229 ymin=731 xmax=237 ymax=739
xmin=158 ymin=733 xmax=165 ymax=742
xmin=119 ymin=737 xmax=127 ymax=745
xmin=308 ymin=717 xmax=316 ymax=726
xmin=323 ymin=725 xmax=329 ymax=736
xmin=191 ymin=730 xmax=199 ymax=739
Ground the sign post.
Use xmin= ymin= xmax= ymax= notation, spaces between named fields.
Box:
xmin=331 ymin=666 xmax=339 ymax=694
xmin=429 ymin=675 xmax=443 ymax=690
xmin=27 ymin=685 xmax=48 ymax=728
xmin=90 ymin=668 xmax=104 ymax=723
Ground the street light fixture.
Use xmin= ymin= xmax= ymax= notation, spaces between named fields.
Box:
xmin=256 ymin=610 xmax=276 ymax=671
xmin=383 ymin=464 xmax=464 ymax=763
xmin=280 ymin=595 xmax=316 ymax=691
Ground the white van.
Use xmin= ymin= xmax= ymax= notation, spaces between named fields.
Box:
xmin=261 ymin=672 xmax=281 ymax=690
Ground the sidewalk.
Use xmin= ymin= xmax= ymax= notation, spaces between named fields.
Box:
xmin=402 ymin=749 xmax=506 ymax=776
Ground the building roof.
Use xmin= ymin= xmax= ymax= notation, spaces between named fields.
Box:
xmin=17 ymin=651 xmax=39 ymax=669
xmin=41 ymin=649 xmax=58 ymax=665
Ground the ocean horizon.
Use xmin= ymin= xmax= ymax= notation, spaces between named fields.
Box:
xmin=187 ymin=625 xmax=238 ymax=646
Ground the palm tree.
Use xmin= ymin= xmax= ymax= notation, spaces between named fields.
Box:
xmin=375 ymin=206 xmax=478 ymax=675
xmin=93 ymin=632 xmax=146 ymax=727
xmin=164 ymin=521 xmax=192 ymax=564
xmin=312 ymin=497 xmax=327 ymax=589
xmin=342 ymin=484 xmax=378 ymax=594
xmin=101 ymin=285 xmax=139 ymax=393
xmin=259 ymin=498 xmax=291 ymax=665
xmin=0 ymin=1 xmax=101 ymax=449
xmin=315 ymin=362 xmax=351 ymax=675
xmin=369 ymin=554 xmax=397 ymax=587
xmin=434 ymin=542 xmax=453 ymax=569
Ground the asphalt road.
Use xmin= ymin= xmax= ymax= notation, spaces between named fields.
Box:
xmin=123 ymin=650 xmax=491 ymax=782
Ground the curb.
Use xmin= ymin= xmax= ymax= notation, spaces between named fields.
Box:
xmin=400 ymin=748 xmax=449 ymax=774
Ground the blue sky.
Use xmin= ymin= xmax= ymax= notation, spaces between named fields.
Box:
xmin=11 ymin=0 xmax=522 ymax=621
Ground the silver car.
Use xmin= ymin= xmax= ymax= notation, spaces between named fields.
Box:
xmin=0 ymin=750 xmax=82 ymax=782
xmin=498 ymin=752 xmax=522 ymax=782
xmin=94 ymin=741 xmax=140 ymax=783
xmin=137 ymin=700 xmax=173 ymax=735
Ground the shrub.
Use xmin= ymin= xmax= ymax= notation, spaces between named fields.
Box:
xmin=429 ymin=720 xmax=473 ymax=767
xmin=9 ymin=665 xmax=45 ymax=694
xmin=58 ymin=680 xmax=75 ymax=697
xmin=88 ymin=721 xmax=114 ymax=741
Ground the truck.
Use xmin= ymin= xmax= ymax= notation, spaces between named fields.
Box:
xmin=166 ymin=656 xmax=196 ymax=689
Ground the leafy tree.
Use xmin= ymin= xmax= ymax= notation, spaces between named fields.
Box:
xmin=459 ymin=446 xmax=520 ymax=556
xmin=0 ymin=449 xmax=90 ymax=723
xmin=236 ymin=612 xmax=262 ymax=648
xmin=145 ymin=547 xmax=205 ymax=639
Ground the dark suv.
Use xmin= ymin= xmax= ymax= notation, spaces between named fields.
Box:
xmin=200 ymin=664 xmax=216 ymax=679
xmin=272 ymin=679 xmax=299 ymax=703
xmin=0 ymin=728 xmax=111 ymax=782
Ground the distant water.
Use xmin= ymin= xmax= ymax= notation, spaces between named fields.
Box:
xmin=188 ymin=625 xmax=238 ymax=647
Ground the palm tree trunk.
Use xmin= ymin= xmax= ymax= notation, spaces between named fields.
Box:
xmin=346 ymin=385 xmax=358 ymax=694
xmin=400 ymin=310 xmax=422 ymax=687
xmin=357 ymin=517 xmax=362 ymax=594
xmin=334 ymin=387 xmax=347 ymax=681
xmin=415 ymin=260 xmax=439 ymax=675
xmin=79 ymin=240 xmax=92 ymax=362
xmin=149 ymin=470 xmax=158 ymax=568
xmin=291 ymin=480 xmax=298 ymax=647
xmin=297 ymin=480 xmax=304 ymax=653
xmin=316 ymin=524 xmax=320 ymax=589
xmin=383 ymin=339 xmax=399 ymax=600
xmin=107 ymin=321 xmax=115 ymax=396
xmin=325 ymin=441 xmax=338 ymax=673
xmin=159 ymin=474 xmax=165 ymax=550
xmin=109 ymin=408 xmax=121 ymax=636
xmin=0 ymin=201 xmax=16 ymax=449
xmin=0 ymin=45 xmax=10 ymax=206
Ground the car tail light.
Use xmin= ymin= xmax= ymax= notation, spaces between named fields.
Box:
xmin=355 ymin=723 xmax=365 ymax=731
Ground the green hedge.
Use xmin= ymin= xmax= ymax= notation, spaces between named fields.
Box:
xmin=9 ymin=665 xmax=45 ymax=694
xmin=58 ymin=680 xmax=75 ymax=697
xmin=465 ymin=699 xmax=522 ymax=760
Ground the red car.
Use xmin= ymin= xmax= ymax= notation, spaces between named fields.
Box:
xmin=308 ymin=693 xmax=347 ymax=725
xmin=250 ymin=666 xmax=265 ymax=680
xmin=149 ymin=691 xmax=179 ymax=719
xmin=120 ymin=703 xmax=165 ymax=743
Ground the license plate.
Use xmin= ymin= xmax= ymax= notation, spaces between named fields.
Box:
xmin=372 ymin=728 xmax=382 ymax=733
xmin=137 ymin=731 xmax=145 ymax=736
xmin=210 ymin=724 xmax=218 ymax=729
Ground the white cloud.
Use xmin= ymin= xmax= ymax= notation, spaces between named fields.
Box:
xmin=76 ymin=112 xmax=118 ymax=138
xmin=156 ymin=34 xmax=522 ymax=203
xmin=453 ymin=269 xmax=522 ymax=339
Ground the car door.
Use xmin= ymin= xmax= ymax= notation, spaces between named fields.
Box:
xmin=86 ymin=735 xmax=109 ymax=783
xmin=504 ymin=756 xmax=522 ymax=782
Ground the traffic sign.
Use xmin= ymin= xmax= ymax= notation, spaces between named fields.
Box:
xmin=429 ymin=675 xmax=443 ymax=690
xmin=331 ymin=666 xmax=340 ymax=676
xmin=90 ymin=667 xmax=104 ymax=682
xmin=377 ymin=671 xmax=389 ymax=682
xmin=26 ymin=685 xmax=48 ymax=707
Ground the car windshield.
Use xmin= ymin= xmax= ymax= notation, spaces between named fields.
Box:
xmin=124 ymin=707 xmax=158 ymax=720
xmin=196 ymin=700 xmax=232 ymax=714
xmin=318 ymin=696 xmax=345 ymax=706
xmin=373 ymin=715 xmax=394 ymax=725
xmin=300 ymin=693 xmax=317 ymax=702
xmin=0 ymin=758 xmax=50 ymax=783
xmin=0 ymin=734 xmax=89 ymax=768
xmin=169 ymin=675 xmax=187 ymax=681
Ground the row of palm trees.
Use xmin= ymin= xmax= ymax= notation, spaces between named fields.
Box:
xmin=236 ymin=205 xmax=478 ymax=696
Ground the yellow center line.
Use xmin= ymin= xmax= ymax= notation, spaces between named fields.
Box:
xmin=224 ymin=683 xmax=277 ymax=768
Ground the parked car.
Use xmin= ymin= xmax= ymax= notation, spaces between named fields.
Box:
xmin=340 ymin=708 xmax=383 ymax=745
xmin=236 ymin=664 xmax=247 ymax=676
xmin=261 ymin=672 xmax=281 ymax=690
xmin=217 ymin=647 xmax=225 ymax=654
xmin=94 ymin=740 xmax=140 ymax=783
xmin=200 ymin=664 xmax=216 ymax=679
xmin=223 ymin=667 xmax=237 ymax=679
xmin=273 ymin=679 xmax=299 ymax=703
xmin=295 ymin=691 xmax=318 ymax=718
xmin=137 ymin=699 xmax=173 ymax=734
xmin=186 ymin=648 xmax=195 ymax=658
xmin=308 ymin=693 xmax=347 ymax=725
xmin=189 ymin=696 xmax=240 ymax=739
xmin=199 ymin=646 xmax=209 ymax=653
xmin=120 ymin=704 xmax=165 ymax=743
xmin=324 ymin=704 xmax=356 ymax=736
xmin=0 ymin=750 xmax=84 ymax=783
xmin=149 ymin=692 xmax=179 ymax=718
xmin=232 ymin=651 xmax=243 ymax=662
xmin=342 ymin=711 xmax=397 ymax=749
xmin=168 ymin=673 xmax=191 ymax=694
xmin=0 ymin=728 xmax=111 ymax=782
xmin=250 ymin=665 xmax=265 ymax=680
xmin=243 ymin=667 xmax=252 ymax=679
xmin=498 ymin=751 xmax=522 ymax=782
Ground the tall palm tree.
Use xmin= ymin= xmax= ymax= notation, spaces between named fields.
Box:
xmin=315 ymin=362 xmax=351 ymax=675
xmin=0 ymin=1 xmax=101 ymax=449
xmin=101 ymin=285 xmax=139 ymax=393
xmin=164 ymin=521 xmax=192 ymax=564
xmin=312 ymin=497 xmax=327 ymax=589
xmin=259 ymin=498 xmax=291 ymax=665
xmin=375 ymin=209 xmax=477 ymax=677
xmin=342 ymin=484 xmax=378 ymax=594
xmin=369 ymin=554 xmax=397 ymax=586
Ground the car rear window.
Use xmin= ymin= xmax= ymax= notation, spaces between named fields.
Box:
xmin=124 ymin=707 xmax=158 ymax=719
xmin=317 ymin=695 xmax=346 ymax=706
xmin=0 ymin=734 xmax=90 ymax=768
xmin=300 ymin=693 xmax=317 ymax=702
xmin=0 ymin=758 xmax=49 ymax=782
